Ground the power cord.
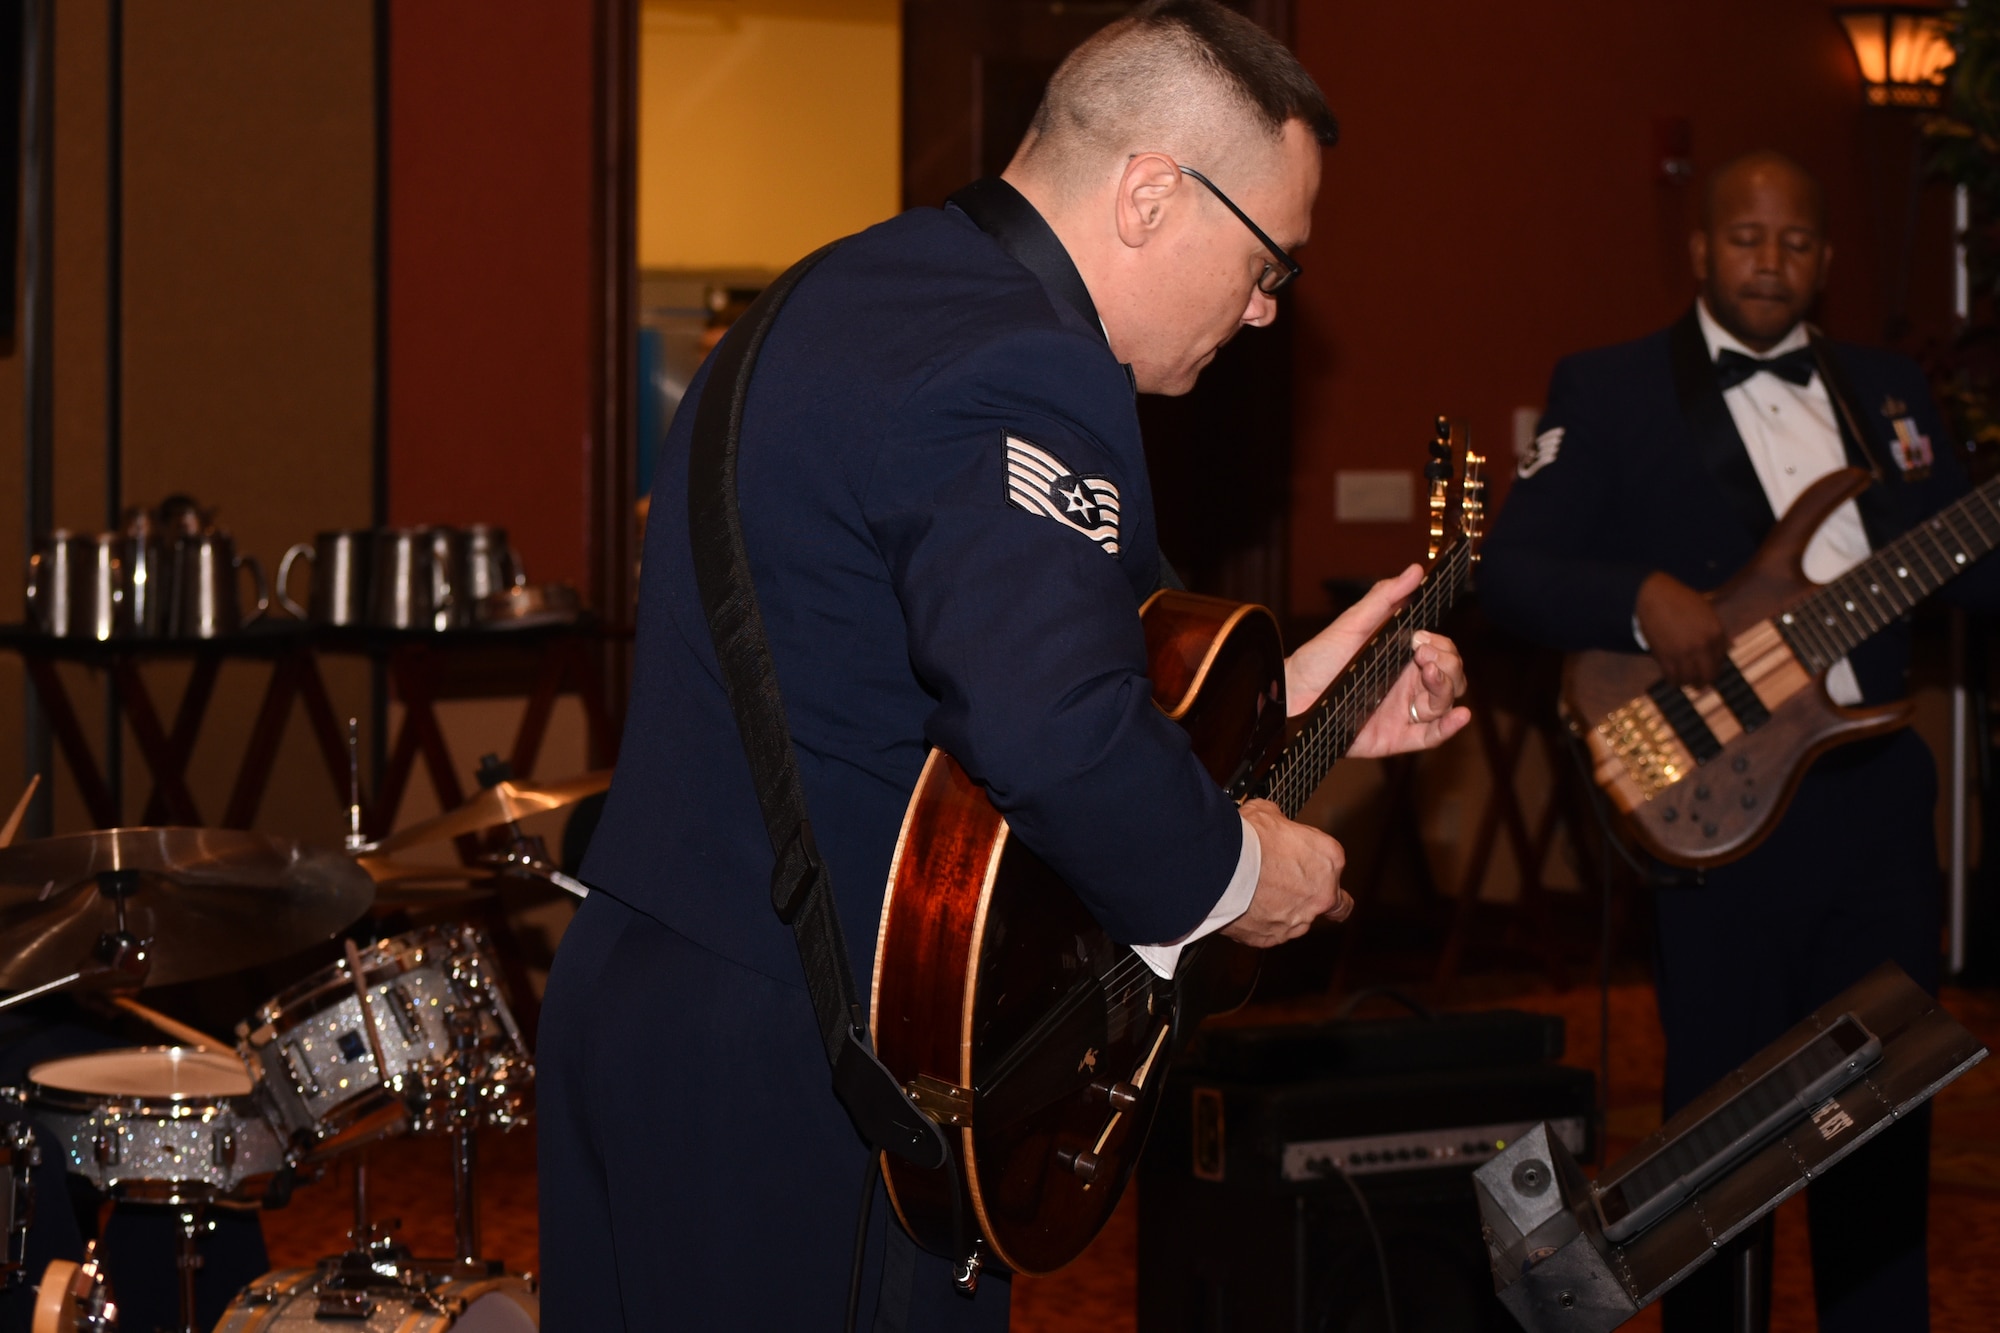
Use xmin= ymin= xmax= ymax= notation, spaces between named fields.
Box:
xmin=845 ymin=1153 xmax=881 ymax=1333
xmin=1330 ymin=1163 xmax=1399 ymax=1333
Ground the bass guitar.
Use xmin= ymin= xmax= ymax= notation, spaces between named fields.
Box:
xmin=1565 ymin=465 xmax=2000 ymax=868
xmin=869 ymin=420 xmax=1485 ymax=1280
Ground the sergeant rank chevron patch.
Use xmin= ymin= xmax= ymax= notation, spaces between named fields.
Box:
xmin=1004 ymin=434 xmax=1121 ymax=556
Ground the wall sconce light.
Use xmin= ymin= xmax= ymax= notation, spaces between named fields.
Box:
xmin=1834 ymin=5 xmax=1955 ymax=108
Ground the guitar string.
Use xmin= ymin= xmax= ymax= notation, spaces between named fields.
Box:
xmin=1791 ymin=472 xmax=2000 ymax=664
xmin=1095 ymin=529 xmax=1477 ymax=1014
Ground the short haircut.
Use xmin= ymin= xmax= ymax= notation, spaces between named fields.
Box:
xmin=1701 ymin=150 xmax=1827 ymax=232
xmin=1020 ymin=0 xmax=1338 ymax=183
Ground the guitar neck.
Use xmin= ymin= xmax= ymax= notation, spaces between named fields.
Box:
xmin=1254 ymin=540 xmax=1473 ymax=819
xmin=1777 ymin=473 xmax=2000 ymax=672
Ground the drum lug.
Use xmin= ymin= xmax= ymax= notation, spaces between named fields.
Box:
xmin=211 ymin=1128 xmax=236 ymax=1169
xmin=92 ymin=1129 xmax=119 ymax=1167
xmin=6 ymin=1122 xmax=36 ymax=1167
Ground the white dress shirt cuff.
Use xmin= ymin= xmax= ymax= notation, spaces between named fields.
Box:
xmin=1131 ymin=813 xmax=1261 ymax=979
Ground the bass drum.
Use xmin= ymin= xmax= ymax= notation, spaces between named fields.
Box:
xmin=215 ymin=1267 xmax=537 ymax=1333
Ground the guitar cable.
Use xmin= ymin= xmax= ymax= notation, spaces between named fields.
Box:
xmin=1328 ymin=1162 xmax=1399 ymax=1333
xmin=845 ymin=1153 xmax=881 ymax=1333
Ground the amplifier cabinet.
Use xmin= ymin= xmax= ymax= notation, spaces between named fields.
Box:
xmin=1137 ymin=1011 xmax=1596 ymax=1333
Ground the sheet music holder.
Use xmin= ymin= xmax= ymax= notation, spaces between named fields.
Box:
xmin=1472 ymin=961 xmax=1987 ymax=1332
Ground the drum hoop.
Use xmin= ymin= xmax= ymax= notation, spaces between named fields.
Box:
xmin=248 ymin=925 xmax=486 ymax=1034
xmin=27 ymin=1046 xmax=258 ymax=1115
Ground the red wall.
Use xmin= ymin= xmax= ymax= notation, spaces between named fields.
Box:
xmin=1287 ymin=0 xmax=1957 ymax=611
xmin=387 ymin=1 xmax=598 ymax=589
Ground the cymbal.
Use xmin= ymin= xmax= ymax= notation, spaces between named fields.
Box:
xmin=353 ymin=853 xmax=496 ymax=907
xmin=367 ymin=770 xmax=612 ymax=855
xmin=0 ymin=828 xmax=375 ymax=990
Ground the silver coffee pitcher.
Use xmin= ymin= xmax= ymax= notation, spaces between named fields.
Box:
xmin=277 ymin=530 xmax=371 ymax=626
xmin=368 ymin=528 xmax=453 ymax=630
xmin=166 ymin=531 xmax=268 ymax=638
xmin=118 ymin=509 xmax=170 ymax=638
xmin=26 ymin=532 xmax=122 ymax=640
xmin=461 ymin=525 xmax=527 ymax=612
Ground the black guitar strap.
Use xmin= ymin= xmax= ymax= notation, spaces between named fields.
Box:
xmin=687 ymin=242 xmax=949 ymax=1173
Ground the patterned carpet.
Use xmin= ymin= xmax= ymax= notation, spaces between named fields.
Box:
xmin=254 ymin=984 xmax=1998 ymax=1331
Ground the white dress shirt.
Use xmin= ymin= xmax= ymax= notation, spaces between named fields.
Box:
xmin=1132 ymin=813 xmax=1260 ymax=978
xmin=1695 ymin=300 xmax=1867 ymax=705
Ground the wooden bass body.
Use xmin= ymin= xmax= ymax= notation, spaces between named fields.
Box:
xmin=869 ymin=589 xmax=1273 ymax=1277
xmin=1563 ymin=468 xmax=1916 ymax=868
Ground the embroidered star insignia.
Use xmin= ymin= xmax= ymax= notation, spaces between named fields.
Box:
xmin=1005 ymin=435 xmax=1122 ymax=555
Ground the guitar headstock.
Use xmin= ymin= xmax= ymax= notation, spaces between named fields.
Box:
xmin=1424 ymin=416 xmax=1487 ymax=564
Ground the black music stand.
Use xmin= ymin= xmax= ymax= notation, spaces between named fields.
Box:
xmin=1472 ymin=962 xmax=1987 ymax=1332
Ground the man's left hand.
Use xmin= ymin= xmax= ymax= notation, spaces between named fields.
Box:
xmin=1285 ymin=563 xmax=1470 ymax=758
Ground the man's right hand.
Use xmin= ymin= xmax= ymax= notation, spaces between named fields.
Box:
xmin=1221 ymin=799 xmax=1350 ymax=949
xmin=1635 ymin=571 xmax=1728 ymax=688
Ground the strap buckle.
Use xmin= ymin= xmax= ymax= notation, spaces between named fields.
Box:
xmin=832 ymin=1022 xmax=950 ymax=1170
xmin=770 ymin=819 xmax=824 ymax=924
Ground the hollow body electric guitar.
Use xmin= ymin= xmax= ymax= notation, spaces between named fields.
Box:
xmin=1566 ymin=465 xmax=2000 ymax=868
xmin=869 ymin=422 xmax=1485 ymax=1279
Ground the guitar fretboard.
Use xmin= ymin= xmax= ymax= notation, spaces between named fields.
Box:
xmin=1776 ymin=473 xmax=2000 ymax=672
xmin=1254 ymin=539 xmax=1474 ymax=819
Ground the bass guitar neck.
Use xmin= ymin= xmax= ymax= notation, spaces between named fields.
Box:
xmin=1566 ymin=465 xmax=2000 ymax=868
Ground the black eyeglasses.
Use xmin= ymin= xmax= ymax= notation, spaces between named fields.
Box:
xmin=1177 ymin=164 xmax=1302 ymax=295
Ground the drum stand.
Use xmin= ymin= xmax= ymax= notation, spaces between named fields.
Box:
xmin=450 ymin=1126 xmax=480 ymax=1265
xmin=172 ymin=1204 xmax=209 ymax=1333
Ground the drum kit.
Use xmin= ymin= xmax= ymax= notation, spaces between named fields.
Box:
xmin=0 ymin=729 xmax=609 ymax=1333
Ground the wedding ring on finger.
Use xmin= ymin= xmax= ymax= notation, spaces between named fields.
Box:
xmin=1409 ymin=699 xmax=1422 ymax=725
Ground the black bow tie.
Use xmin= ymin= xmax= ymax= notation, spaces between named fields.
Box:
xmin=1714 ymin=346 xmax=1816 ymax=390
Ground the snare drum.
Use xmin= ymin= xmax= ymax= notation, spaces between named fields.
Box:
xmin=215 ymin=1264 xmax=537 ymax=1333
xmin=239 ymin=925 xmax=533 ymax=1156
xmin=27 ymin=1048 xmax=288 ymax=1202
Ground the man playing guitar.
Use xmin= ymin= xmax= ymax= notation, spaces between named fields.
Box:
xmin=538 ymin=3 xmax=1467 ymax=1328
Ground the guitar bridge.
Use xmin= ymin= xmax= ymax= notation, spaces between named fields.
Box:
xmin=1596 ymin=697 xmax=1692 ymax=802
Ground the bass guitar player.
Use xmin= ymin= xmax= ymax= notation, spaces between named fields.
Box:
xmin=1479 ymin=150 xmax=2000 ymax=1333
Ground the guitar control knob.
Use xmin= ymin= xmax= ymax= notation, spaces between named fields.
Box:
xmin=1090 ymin=1080 xmax=1140 ymax=1112
xmin=1741 ymin=794 xmax=1757 ymax=809
xmin=1661 ymin=807 xmax=1677 ymax=823
xmin=1702 ymin=821 xmax=1718 ymax=837
xmin=1058 ymin=1148 xmax=1102 ymax=1183
xmin=1732 ymin=756 xmax=1749 ymax=773
xmin=1695 ymin=784 xmax=1711 ymax=801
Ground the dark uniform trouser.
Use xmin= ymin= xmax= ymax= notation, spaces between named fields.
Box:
xmin=537 ymin=890 xmax=1011 ymax=1332
xmin=1654 ymin=730 xmax=1940 ymax=1333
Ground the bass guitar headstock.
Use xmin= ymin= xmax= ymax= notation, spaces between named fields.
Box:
xmin=1424 ymin=415 xmax=1486 ymax=564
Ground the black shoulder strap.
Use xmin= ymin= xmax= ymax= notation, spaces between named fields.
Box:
xmin=686 ymin=243 xmax=949 ymax=1171
xmin=1808 ymin=328 xmax=1899 ymax=550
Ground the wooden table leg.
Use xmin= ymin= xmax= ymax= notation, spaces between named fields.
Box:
xmin=294 ymin=652 xmax=361 ymax=811
xmin=22 ymin=658 xmax=119 ymax=827
xmin=505 ymin=644 xmax=569 ymax=780
xmin=390 ymin=650 xmax=474 ymax=861
xmin=221 ymin=656 xmax=303 ymax=829
xmin=127 ymin=657 xmax=221 ymax=825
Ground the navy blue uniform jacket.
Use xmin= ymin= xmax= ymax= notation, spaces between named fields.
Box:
xmin=581 ymin=202 xmax=1243 ymax=990
xmin=1481 ymin=307 xmax=2000 ymax=695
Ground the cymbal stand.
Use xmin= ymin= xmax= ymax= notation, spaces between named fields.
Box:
xmin=173 ymin=1204 xmax=208 ymax=1333
xmin=447 ymin=1003 xmax=481 ymax=1266
xmin=344 ymin=718 xmax=367 ymax=853
xmin=351 ymin=1152 xmax=371 ymax=1249
xmin=0 ymin=870 xmax=151 ymax=1017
